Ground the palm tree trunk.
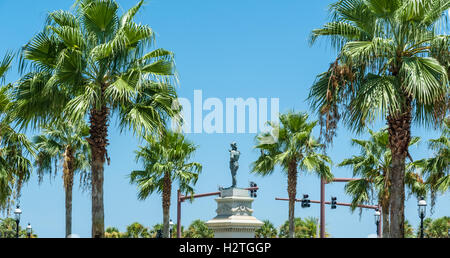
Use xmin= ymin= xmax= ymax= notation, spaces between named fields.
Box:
xmin=88 ymin=102 xmax=110 ymax=238
xmin=65 ymin=185 xmax=73 ymax=237
xmin=63 ymin=146 xmax=74 ymax=238
xmin=287 ymin=160 xmax=298 ymax=238
xmin=162 ymin=171 xmax=172 ymax=238
xmin=381 ymin=202 xmax=389 ymax=238
xmin=381 ymin=169 xmax=390 ymax=238
xmin=387 ymin=97 xmax=412 ymax=238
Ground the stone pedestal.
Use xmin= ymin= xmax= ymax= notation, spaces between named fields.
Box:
xmin=206 ymin=187 xmax=263 ymax=238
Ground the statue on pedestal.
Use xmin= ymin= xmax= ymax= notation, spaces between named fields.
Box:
xmin=207 ymin=142 xmax=263 ymax=238
xmin=229 ymin=142 xmax=240 ymax=188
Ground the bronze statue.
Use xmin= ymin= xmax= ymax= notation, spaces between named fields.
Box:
xmin=229 ymin=142 xmax=240 ymax=188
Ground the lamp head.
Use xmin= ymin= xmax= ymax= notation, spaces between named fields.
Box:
xmin=26 ymin=223 xmax=32 ymax=234
xmin=418 ymin=199 xmax=427 ymax=207
xmin=418 ymin=197 xmax=427 ymax=218
xmin=374 ymin=209 xmax=381 ymax=223
xmin=14 ymin=205 xmax=22 ymax=221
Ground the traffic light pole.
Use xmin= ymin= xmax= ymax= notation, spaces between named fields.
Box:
xmin=275 ymin=197 xmax=379 ymax=237
xmin=322 ymin=177 xmax=358 ymax=238
xmin=276 ymin=177 xmax=380 ymax=238
xmin=317 ymin=177 xmax=357 ymax=238
xmin=275 ymin=197 xmax=379 ymax=210
xmin=320 ymin=177 xmax=325 ymax=238
xmin=176 ymin=186 xmax=259 ymax=238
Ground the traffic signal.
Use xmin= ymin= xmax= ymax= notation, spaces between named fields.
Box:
xmin=249 ymin=182 xmax=258 ymax=198
xmin=331 ymin=197 xmax=337 ymax=209
xmin=301 ymin=194 xmax=311 ymax=208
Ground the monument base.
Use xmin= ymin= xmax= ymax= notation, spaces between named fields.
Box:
xmin=206 ymin=187 xmax=263 ymax=238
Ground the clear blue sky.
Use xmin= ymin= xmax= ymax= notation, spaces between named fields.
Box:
xmin=0 ymin=0 xmax=448 ymax=238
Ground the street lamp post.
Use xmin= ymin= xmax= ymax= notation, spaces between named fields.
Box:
xmin=418 ymin=197 xmax=427 ymax=239
xmin=374 ymin=209 xmax=381 ymax=238
xmin=26 ymin=223 xmax=32 ymax=238
xmin=14 ymin=205 xmax=22 ymax=238
xmin=169 ymin=219 xmax=174 ymax=238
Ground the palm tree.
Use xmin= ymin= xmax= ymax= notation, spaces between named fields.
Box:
xmin=251 ymin=111 xmax=333 ymax=238
xmin=105 ymin=223 xmax=152 ymax=238
xmin=0 ymin=52 xmax=13 ymax=84
xmin=123 ymin=222 xmax=151 ymax=238
xmin=309 ymin=0 xmax=449 ymax=237
xmin=149 ymin=223 xmax=163 ymax=238
xmin=339 ymin=128 xmax=425 ymax=237
xmin=255 ymin=220 xmax=278 ymax=238
xmin=149 ymin=222 xmax=181 ymax=238
xmin=105 ymin=227 xmax=124 ymax=238
xmin=0 ymin=218 xmax=38 ymax=238
xmin=278 ymin=217 xmax=324 ymax=238
xmin=0 ymin=53 xmax=34 ymax=213
xmin=129 ymin=131 xmax=202 ymax=238
xmin=183 ymin=220 xmax=214 ymax=238
xmin=420 ymin=216 xmax=450 ymax=238
xmin=14 ymin=0 xmax=179 ymax=237
xmin=404 ymin=220 xmax=416 ymax=238
xmin=33 ymin=120 xmax=90 ymax=237
xmin=414 ymin=118 xmax=449 ymax=204
xmin=0 ymin=124 xmax=34 ymax=211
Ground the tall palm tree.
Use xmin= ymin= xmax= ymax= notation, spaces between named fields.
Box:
xmin=414 ymin=118 xmax=449 ymax=203
xmin=309 ymin=0 xmax=449 ymax=237
xmin=0 ymin=113 xmax=34 ymax=214
xmin=0 ymin=53 xmax=15 ymax=211
xmin=340 ymin=128 xmax=425 ymax=237
xmin=129 ymin=131 xmax=202 ymax=238
xmin=255 ymin=220 xmax=278 ymax=238
xmin=14 ymin=0 xmax=179 ymax=237
xmin=183 ymin=220 xmax=214 ymax=238
xmin=33 ymin=120 xmax=90 ymax=237
xmin=0 ymin=53 xmax=34 ymax=213
xmin=251 ymin=111 xmax=333 ymax=238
